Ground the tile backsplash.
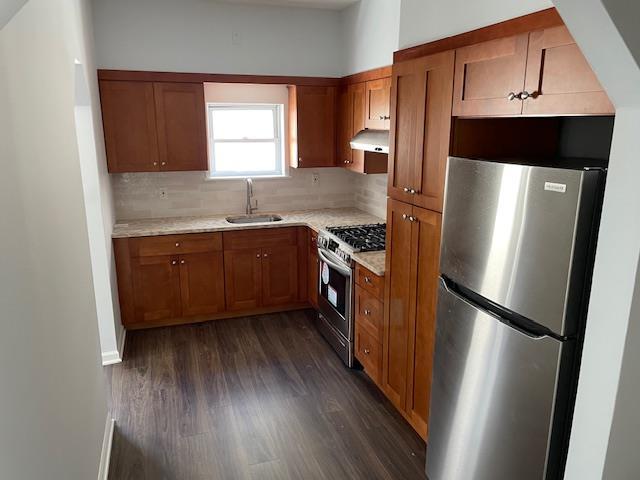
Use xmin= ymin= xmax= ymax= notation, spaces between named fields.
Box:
xmin=113 ymin=168 xmax=389 ymax=221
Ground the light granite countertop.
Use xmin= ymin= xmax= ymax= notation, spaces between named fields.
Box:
xmin=113 ymin=207 xmax=387 ymax=275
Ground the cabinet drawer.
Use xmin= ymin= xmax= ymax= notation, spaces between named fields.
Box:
xmin=223 ymin=227 xmax=298 ymax=250
xmin=355 ymin=286 xmax=383 ymax=342
xmin=355 ymin=264 xmax=384 ymax=299
xmin=129 ymin=233 xmax=222 ymax=257
xmin=355 ymin=323 xmax=382 ymax=384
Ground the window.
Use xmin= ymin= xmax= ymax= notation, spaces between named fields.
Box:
xmin=207 ymin=104 xmax=284 ymax=178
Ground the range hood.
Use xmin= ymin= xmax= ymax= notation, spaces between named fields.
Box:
xmin=350 ymin=129 xmax=389 ymax=154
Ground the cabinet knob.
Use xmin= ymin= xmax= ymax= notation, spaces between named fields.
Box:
xmin=364 ymin=276 xmax=372 ymax=284
xmin=409 ymin=189 xmax=417 ymax=195
xmin=161 ymin=161 xmax=166 ymax=166
xmin=364 ymin=309 xmax=371 ymax=316
xmin=364 ymin=348 xmax=370 ymax=355
xmin=403 ymin=187 xmax=410 ymax=193
xmin=508 ymin=92 xmax=519 ymax=101
xmin=379 ymin=115 xmax=390 ymax=120
xmin=409 ymin=216 xmax=417 ymax=223
xmin=520 ymin=90 xmax=535 ymax=100
xmin=299 ymin=157 xmax=303 ymax=165
xmin=175 ymin=242 xmax=180 ymax=247
xmin=263 ymin=253 xmax=268 ymax=258
xmin=180 ymin=259 xmax=185 ymax=265
xmin=256 ymin=253 xmax=261 ymax=258
xmin=153 ymin=161 xmax=158 ymax=166
xmin=171 ymin=260 xmax=177 ymax=265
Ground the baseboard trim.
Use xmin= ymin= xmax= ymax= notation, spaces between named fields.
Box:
xmin=98 ymin=415 xmax=115 ymax=480
xmin=102 ymin=329 xmax=126 ymax=366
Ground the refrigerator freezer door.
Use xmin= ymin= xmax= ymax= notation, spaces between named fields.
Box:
xmin=426 ymin=280 xmax=565 ymax=480
xmin=440 ymin=157 xmax=601 ymax=336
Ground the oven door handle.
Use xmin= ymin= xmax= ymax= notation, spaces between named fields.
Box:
xmin=317 ymin=248 xmax=352 ymax=277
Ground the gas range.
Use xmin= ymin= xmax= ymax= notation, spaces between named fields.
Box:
xmin=315 ymin=223 xmax=386 ymax=368
xmin=317 ymin=223 xmax=386 ymax=266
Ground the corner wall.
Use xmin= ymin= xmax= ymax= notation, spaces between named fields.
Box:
xmin=0 ymin=0 xmax=108 ymax=478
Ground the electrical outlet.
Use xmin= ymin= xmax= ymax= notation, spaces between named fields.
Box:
xmin=312 ymin=172 xmax=320 ymax=186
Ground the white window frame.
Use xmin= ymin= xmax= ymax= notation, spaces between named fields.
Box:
xmin=207 ymin=103 xmax=285 ymax=179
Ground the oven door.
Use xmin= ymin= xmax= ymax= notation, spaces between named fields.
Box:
xmin=317 ymin=248 xmax=353 ymax=341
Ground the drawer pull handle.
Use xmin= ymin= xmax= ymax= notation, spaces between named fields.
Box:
xmin=364 ymin=348 xmax=370 ymax=355
xmin=364 ymin=277 xmax=372 ymax=284
xmin=364 ymin=309 xmax=371 ymax=316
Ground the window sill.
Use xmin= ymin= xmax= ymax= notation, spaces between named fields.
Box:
xmin=204 ymin=174 xmax=292 ymax=181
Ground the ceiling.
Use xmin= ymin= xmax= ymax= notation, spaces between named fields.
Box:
xmin=214 ymin=0 xmax=359 ymax=10
xmin=0 ymin=0 xmax=28 ymax=29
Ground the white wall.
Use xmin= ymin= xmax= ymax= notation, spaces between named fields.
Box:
xmin=398 ymin=0 xmax=553 ymax=48
xmin=92 ymin=0 xmax=344 ymax=77
xmin=341 ymin=0 xmax=400 ymax=74
xmin=550 ymin=1 xmax=640 ymax=479
xmin=74 ymin=0 xmax=124 ymax=365
xmin=0 ymin=0 xmax=109 ymax=478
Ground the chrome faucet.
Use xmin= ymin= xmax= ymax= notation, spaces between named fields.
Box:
xmin=245 ymin=178 xmax=258 ymax=215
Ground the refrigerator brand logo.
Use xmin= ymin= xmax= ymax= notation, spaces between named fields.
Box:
xmin=544 ymin=182 xmax=567 ymax=193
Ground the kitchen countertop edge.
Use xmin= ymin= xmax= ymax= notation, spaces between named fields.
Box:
xmin=112 ymin=208 xmax=387 ymax=275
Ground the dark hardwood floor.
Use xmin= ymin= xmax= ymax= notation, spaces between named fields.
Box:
xmin=108 ymin=310 xmax=427 ymax=480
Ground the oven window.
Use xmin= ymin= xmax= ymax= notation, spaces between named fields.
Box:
xmin=319 ymin=260 xmax=348 ymax=318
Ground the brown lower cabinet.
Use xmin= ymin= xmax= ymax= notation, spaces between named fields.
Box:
xmin=308 ymin=230 xmax=319 ymax=309
xmin=114 ymin=228 xmax=308 ymax=329
xmin=382 ymin=198 xmax=442 ymax=440
xmin=354 ymin=267 xmax=385 ymax=386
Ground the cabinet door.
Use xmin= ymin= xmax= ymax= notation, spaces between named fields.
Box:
xmin=178 ymin=252 xmax=225 ymax=317
xmin=262 ymin=245 xmax=299 ymax=307
xmin=364 ymin=77 xmax=391 ymax=130
xmin=405 ymin=207 xmax=442 ymax=440
xmin=523 ymin=26 xmax=614 ymax=115
xmin=131 ymin=255 xmax=181 ymax=324
xmin=99 ymin=80 xmax=159 ymax=173
xmin=388 ymin=51 xmax=454 ymax=213
xmin=153 ymin=82 xmax=208 ymax=171
xmin=349 ymin=82 xmax=367 ymax=173
xmin=336 ymin=85 xmax=354 ymax=167
xmin=382 ymin=198 xmax=415 ymax=409
xmin=452 ymin=34 xmax=529 ymax=116
xmin=290 ymin=85 xmax=336 ymax=168
xmin=224 ymin=249 xmax=262 ymax=311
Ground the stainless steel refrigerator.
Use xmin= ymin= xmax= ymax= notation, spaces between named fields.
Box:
xmin=426 ymin=157 xmax=605 ymax=480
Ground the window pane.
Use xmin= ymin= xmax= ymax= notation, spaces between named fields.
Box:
xmin=213 ymin=142 xmax=278 ymax=173
xmin=211 ymin=109 xmax=275 ymax=140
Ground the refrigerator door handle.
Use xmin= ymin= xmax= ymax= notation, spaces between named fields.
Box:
xmin=440 ymin=276 xmax=557 ymax=340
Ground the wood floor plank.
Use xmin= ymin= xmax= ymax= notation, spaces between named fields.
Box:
xmin=108 ymin=310 xmax=427 ymax=479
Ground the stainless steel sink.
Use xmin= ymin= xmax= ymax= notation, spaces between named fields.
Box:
xmin=225 ymin=214 xmax=283 ymax=224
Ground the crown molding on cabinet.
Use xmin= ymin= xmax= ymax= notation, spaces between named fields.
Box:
xmin=393 ymin=7 xmax=563 ymax=64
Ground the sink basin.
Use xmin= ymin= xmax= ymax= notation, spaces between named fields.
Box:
xmin=225 ymin=214 xmax=283 ymax=224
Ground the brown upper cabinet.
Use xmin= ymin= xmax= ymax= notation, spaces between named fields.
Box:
xmin=99 ymin=81 xmax=160 ymax=173
xmin=388 ymin=51 xmax=455 ymax=213
xmin=336 ymin=79 xmax=389 ymax=174
xmin=153 ymin=82 xmax=208 ymax=171
xmin=100 ymin=80 xmax=208 ymax=173
xmin=453 ymin=26 xmax=613 ymax=117
xmin=522 ymin=26 xmax=614 ymax=115
xmin=288 ymin=85 xmax=337 ymax=168
xmin=364 ymin=77 xmax=392 ymax=130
